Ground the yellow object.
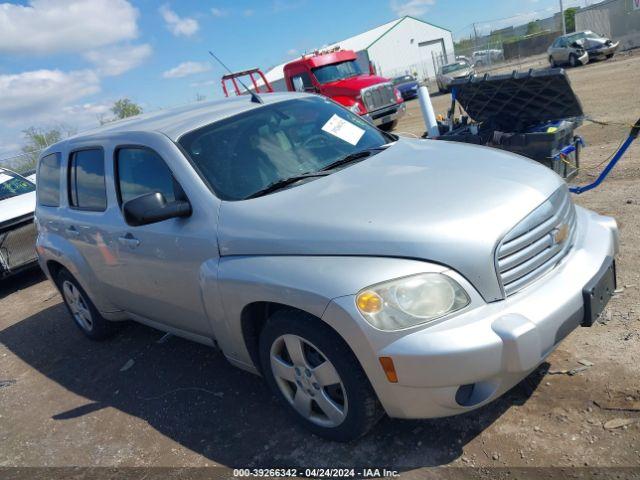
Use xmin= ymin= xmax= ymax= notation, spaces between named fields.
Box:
xmin=356 ymin=291 xmax=383 ymax=313
xmin=546 ymin=127 xmax=558 ymax=133
xmin=379 ymin=357 xmax=398 ymax=383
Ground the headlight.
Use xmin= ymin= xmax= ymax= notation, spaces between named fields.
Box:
xmin=349 ymin=102 xmax=363 ymax=115
xmin=394 ymin=88 xmax=403 ymax=102
xmin=356 ymin=273 xmax=470 ymax=331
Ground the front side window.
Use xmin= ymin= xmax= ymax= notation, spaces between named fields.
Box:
xmin=0 ymin=170 xmax=35 ymax=201
xmin=312 ymin=60 xmax=362 ymax=84
xmin=441 ymin=62 xmax=469 ymax=74
xmin=291 ymin=72 xmax=314 ymax=92
xmin=37 ymin=153 xmax=61 ymax=207
xmin=69 ymin=149 xmax=107 ymax=211
xmin=116 ymin=148 xmax=177 ymax=205
xmin=179 ymin=96 xmax=393 ymax=201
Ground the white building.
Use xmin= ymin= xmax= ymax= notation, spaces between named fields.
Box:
xmin=264 ymin=16 xmax=454 ymax=91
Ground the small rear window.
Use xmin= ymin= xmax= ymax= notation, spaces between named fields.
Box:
xmin=38 ymin=153 xmax=61 ymax=207
xmin=69 ymin=149 xmax=107 ymax=211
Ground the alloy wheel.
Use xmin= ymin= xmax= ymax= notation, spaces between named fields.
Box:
xmin=269 ymin=334 xmax=348 ymax=427
xmin=62 ymin=280 xmax=93 ymax=331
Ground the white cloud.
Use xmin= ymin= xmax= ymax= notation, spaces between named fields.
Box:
xmin=162 ymin=61 xmax=211 ymax=79
xmin=287 ymin=48 xmax=299 ymax=56
xmin=0 ymin=69 xmax=100 ymax=125
xmin=243 ymin=9 xmax=255 ymax=16
xmin=190 ymin=79 xmax=217 ymax=88
xmin=84 ymin=43 xmax=152 ymax=77
xmin=211 ymin=7 xmax=227 ymax=17
xmin=0 ymin=0 xmax=139 ymax=54
xmin=390 ymin=0 xmax=435 ymax=17
xmin=159 ymin=5 xmax=199 ymax=37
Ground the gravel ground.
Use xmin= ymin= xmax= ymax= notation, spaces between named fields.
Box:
xmin=0 ymin=51 xmax=639 ymax=473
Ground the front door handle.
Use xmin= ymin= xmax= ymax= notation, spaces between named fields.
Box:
xmin=65 ymin=226 xmax=80 ymax=237
xmin=118 ymin=233 xmax=140 ymax=249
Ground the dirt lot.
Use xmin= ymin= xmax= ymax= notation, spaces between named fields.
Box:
xmin=1 ymin=51 xmax=639 ymax=473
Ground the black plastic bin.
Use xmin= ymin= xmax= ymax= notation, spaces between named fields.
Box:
xmin=436 ymin=68 xmax=584 ymax=180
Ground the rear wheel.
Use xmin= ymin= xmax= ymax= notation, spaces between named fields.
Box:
xmin=259 ymin=309 xmax=383 ymax=441
xmin=606 ymin=53 xmax=614 ymax=59
xmin=56 ymin=269 xmax=120 ymax=340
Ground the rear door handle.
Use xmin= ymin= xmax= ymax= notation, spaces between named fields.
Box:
xmin=118 ymin=233 xmax=140 ymax=249
xmin=65 ymin=226 xmax=80 ymax=237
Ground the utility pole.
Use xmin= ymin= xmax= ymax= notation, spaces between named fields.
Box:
xmin=560 ymin=0 xmax=566 ymax=35
xmin=472 ymin=22 xmax=479 ymax=55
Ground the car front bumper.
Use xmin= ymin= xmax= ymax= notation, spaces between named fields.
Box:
xmin=323 ymin=206 xmax=618 ymax=419
xmin=578 ymin=51 xmax=590 ymax=65
xmin=363 ymin=102 xmax=406 ymax=127
xmin=0 ymin=214 xmax=38 ymax=278
xmin=587 ymin=42 xmax=619 ymax=59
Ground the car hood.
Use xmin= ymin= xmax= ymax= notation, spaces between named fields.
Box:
xmin=218 ymin=138 xmax=564 ymax=301
xmin=439 ymin=68 xmax=473 ymax=80
xmin=396 ymin=81 xmax=419 ymax=90
xmin=0 ymin=191 xmax=36 ymax=225
xmin=320 ymin=74 xmax=391 ymax=96
xmin=579 ymin=37 xmax=611 ymax=49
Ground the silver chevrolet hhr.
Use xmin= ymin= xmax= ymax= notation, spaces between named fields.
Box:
xmin=35 ymin=93 xmax=618 ymax=441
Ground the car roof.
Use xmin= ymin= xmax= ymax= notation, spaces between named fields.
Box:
xmin=60 ymin=91 xmax=308 ymax=145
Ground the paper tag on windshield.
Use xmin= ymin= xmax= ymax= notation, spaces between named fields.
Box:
xmin=322 ymin=114 xmax=365 ymax=146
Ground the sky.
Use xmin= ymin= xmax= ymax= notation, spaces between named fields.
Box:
xmin=0 ymin=0 xmax=591 ymax=157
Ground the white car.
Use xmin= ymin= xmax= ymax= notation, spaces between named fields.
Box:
xmin=0 ymin=167 xmax=38 ymax=277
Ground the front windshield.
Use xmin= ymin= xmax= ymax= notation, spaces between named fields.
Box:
xmin=442 ymin=62 xmax=469 ymax=74
xmin=393 ymin=75 xmax=414 ymax=85
xmin=0 ymin=171 xmax=35 ymax=201
xmin=178 ymin=97 xmax=393 ymax=200
xmin=312 ymin=60 xmax=362 ymax=84
xmin=567 ymin=31 xmax=600 ymax=42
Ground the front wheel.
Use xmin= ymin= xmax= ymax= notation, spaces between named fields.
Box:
xmin=379 ymin=120 xmax=398 ymax=132
xmin=569 ymin=53 xmax=579 ymax=68
xmin=606 ymin=53 xmax=614 ymax=59
xmin=259 ymin=310 xmax=383 ymax=441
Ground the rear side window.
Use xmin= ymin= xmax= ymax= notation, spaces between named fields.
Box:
xmin=115 ymin=148 xmax=177 ymax=205
xmin=38 ymin=153 xmax=61 ymax=207
xmin=69 ymin=149 xmax=107 ymax=211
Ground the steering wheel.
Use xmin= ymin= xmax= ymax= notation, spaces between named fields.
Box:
xmin=303 ymin=134 xmax=330 ymax=149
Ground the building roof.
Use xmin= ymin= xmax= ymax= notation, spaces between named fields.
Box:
xmin=263 ymin=16 xmax=451 ymax=85
xmin=59 ymin=92 xmax=303 ymax=143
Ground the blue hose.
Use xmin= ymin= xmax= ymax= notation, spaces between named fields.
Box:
xmin=570 ymin=117 xmax=640 ymax=194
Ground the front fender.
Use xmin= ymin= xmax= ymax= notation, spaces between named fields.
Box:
xmin=214 ymin=255 xmax=451 ymax=370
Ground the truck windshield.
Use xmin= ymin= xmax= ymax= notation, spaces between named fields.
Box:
xmin=312 ymin=60 xmax=362 ymax=84
xmin=0 ymin=171 xmax=35 ymax=201
xmin=178 ymin=96 xmax=394 ymax=200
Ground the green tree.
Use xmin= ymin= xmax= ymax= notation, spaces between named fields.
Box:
xmin=19 ymin=124 xmax=76 ymax=171
xmin=564 ymin=7 xmax=579 ymax=33
xmin=111 ymin=98 xmax=143 ymax=120
xmin=526 ymin=21 xmax=542 ymax=36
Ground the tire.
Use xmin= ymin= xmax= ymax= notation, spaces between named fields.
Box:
xmin=379 ymin=120 xmax=398 ymax=132
xmin=606 ymin=53 xmax=614 ymax=59
xmin=549 ymin=56 xmax=557 ymax=68
xmin=55 ymin=269 xmax=121 ymax=340
xmin=259 ymin=309 xmax=383 ymax=441
xmin=569 ymin=53 xmax=579 ymax=68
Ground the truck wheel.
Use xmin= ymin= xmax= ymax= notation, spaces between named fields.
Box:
xmin=379 ymin=120 xmax=398 ymax=132
xmin=259 ymin=309 xmax=383 ymax=441
xmin=55 ymin=269 xmax=121 ymax=340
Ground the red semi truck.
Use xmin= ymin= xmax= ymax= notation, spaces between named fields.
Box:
xmin=282 ymin=49 xmax=405 ymax=130
xmin=222 ymin=49 xmax=406 ymax=131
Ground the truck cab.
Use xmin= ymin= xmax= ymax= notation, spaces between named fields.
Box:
xmin=283 ymin=49 xmax=405 ymax=131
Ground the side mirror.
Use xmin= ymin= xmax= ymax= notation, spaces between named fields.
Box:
xmin=123 ymin=192 xmax=191 ymax=227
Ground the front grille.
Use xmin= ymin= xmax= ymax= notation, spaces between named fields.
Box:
xmin=361 ymin=83 xmax=396 ymax=113
xmin=0 ymin=217 xmax=38 ymax=274
xmin=496 ymin=187 xmax=577 ymax=296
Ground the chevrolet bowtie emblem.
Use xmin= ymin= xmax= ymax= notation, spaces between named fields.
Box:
xmin=554 ymin=224 xmax=569 ymax=244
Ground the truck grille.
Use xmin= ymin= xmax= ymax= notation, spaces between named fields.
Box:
xmin=496 ymin=187 xmax=577 ymax=296
xmin=0 ymin=215 xmax=38 ymax=274
xmin=361 ymin=83 xmax=396 ymax=113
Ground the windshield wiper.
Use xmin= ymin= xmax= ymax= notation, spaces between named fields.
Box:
xmin=320 ymin=146 xmax=388 ymax=172
xmin=245 ymin=171 xmax=330 ymax=199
